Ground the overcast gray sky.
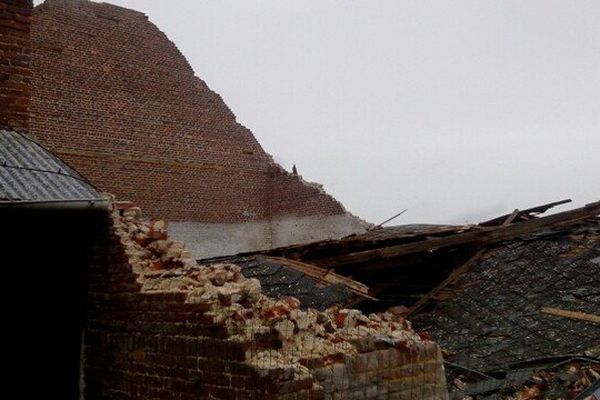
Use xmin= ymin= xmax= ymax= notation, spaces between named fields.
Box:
xmin=35 ymin=0 xmax=600 ymax=224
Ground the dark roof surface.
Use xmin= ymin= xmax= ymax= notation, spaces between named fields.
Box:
xmin=412 ymin=221 xmax=600 ymax=374
xmin=0 ymin=130 xmax=101 ymax=203
xmin=199 ymin=256 xmax=353 ymax=310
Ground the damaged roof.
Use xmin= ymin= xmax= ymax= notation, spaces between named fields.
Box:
xmin=411 ymin=221 xmax=600 ymax=372
xmin=0 ymin=130 xmax=102 ymax=204
xmin=197 ymin=255 xmax=355 ymax=310
xmin=206 ymin=199 xmax=600 ymax=397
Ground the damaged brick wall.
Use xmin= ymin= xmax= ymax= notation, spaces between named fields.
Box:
xmin=268 ymin=164 xmax=346 ymax=218
xmin=86 ymin=211 xmax=275 ymax=399
xmin=29 ymin=0 xmax=348 ymax=225
xmin=0 ymin=0 xmax=31 ymax=131
xmin=83 ymin=202 xmax=448 ymax=399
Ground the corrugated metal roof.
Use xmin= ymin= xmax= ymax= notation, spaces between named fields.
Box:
xmin=0 ymin=130 xmax=101 ymax=203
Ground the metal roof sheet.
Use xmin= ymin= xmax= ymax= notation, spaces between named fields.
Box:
xmin=0 ymin=130 xmax=101 ymax=203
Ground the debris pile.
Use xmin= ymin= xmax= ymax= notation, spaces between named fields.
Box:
xmin=113 ymin=204 xmax=195 ymax=272
xmin=503 ymin=362 xmax=599 ymax=400
xmin=111 ymin=203 xmax=432 ymax=374
xmin=452 ymin=361 xmax=599 ymax=400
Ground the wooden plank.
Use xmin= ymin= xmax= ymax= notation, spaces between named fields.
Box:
xmin=274 ymin=225 xmax=475 ymax=261
xmin=312 ymin=201 xmax=600 ymax=269
xmin=368 ymin=209 xmax=408 ymax=231
xmin=406 ymin=248 xmax=488 ymax=316
xmin=204 ymin=225 xmax=476 ymax=265
xmin=479 ymin=199 xmax=572 ymax=226
xmin=541 ymin=307 xmax=600 ymax=324
xmin=502 ymin=209 xmax=520 ymax=226
xmin=343 ymin=224 xmax=472 ymax=243
xmin=265 ymin=256 xmax=377 ymax=301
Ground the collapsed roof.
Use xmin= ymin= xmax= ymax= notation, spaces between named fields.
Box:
xmin=198 ymin=199 xmax=600 ymax=398
xmin=199 ymin=199 xmax=599 ymax=307
xmin=197 ymin=255 xmax=376 ymax=311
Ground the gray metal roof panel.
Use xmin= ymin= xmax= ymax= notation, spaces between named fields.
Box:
xmin=0 ymin=130 xmax=101 ymax=202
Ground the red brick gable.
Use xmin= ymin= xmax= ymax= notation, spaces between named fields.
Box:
xmin=30 ymin=0 xmax=346 ymax=223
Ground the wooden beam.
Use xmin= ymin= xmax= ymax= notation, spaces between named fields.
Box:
xmin=479 ymin=199 xmax=572 ymax=226
xmin=541 ymin=307 xmax=600 ymax=324
xmin=312 ymin=201 xmax=600 ymax=269
xmin=368 ymin=209 xmax=408 ymax=231
xmin=273 ymin=225 xmax=475 ymax=261
xmin=503 ymin=209 xmax=520 ymax=226
xmin=264 ymin=256 xmax=377 ymax=301
xmin=406 ymin=248 xmax=488 ymax=316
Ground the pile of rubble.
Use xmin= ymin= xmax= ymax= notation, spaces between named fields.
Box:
xmin=453 ymin=361 xmax=599 ymax=400
xmin=502 ymin=362 xmax=599 ymax=400
xmin=113 ymin=204 xmax=195 ymax=272
xmin=111 ymin=203 xmax=430 ymax=373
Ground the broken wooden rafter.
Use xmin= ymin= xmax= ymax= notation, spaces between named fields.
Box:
xmin=264 ymin=256 xmax=377 ymax=301
xmin=367 ymin=209 xmax=408 ymax=231
xmin=502 ymin=209 xmax=520 ymax=226
xmin=344 ymin=224 xmax=472 ymax=243
xmin=541 ymin=307 xmax=600 ymax=324
xmin=313 ymin=201 xmax=600 ymax=269
xmin=479 ymin=199 xmax=572 ymax=226
xmin=406 ymin=248 xmax=488 ymax=316
xmin=279 ymin=224 xmax=477 ymax=262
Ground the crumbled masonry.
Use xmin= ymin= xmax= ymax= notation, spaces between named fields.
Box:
xmin=454 ymin=361 xmax=600 ymax=400
xmin=106 ymin=200 xmax=449 ymax=399
xmin=116 ymin=204 xmax=430 ymax=366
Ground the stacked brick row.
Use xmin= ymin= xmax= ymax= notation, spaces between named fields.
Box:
xmin=83 ymin=202 xmax=448 ymax=399
xmin=311 ymin=344 xmax=447 ymax=399
xmin=0 ymin=0 xmax=31 ymax=131
xmin=85 ymin=292 xmax=323 ymax=399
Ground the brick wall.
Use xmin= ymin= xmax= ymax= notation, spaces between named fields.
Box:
xmin=311 ymin=344 xmax=447 ymax=399
xmin=268 ymin=164 xmax=346 ymax=218
xmin=81 ymin=203 xmax=448 ymax=400
xmin=86 ymin=292 xmax=324 ymax=399
xmin=0 ymin=0 xmax=32 ymax=131
xmin=29 ymin=0 xmax=349 ymax=224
